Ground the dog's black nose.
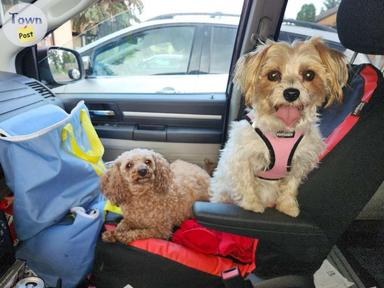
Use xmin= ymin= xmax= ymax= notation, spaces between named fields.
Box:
xmin=283 ymin=88 xmax=300 ymax=102
xmin=138 ymin=168 xmax=147 ymax=177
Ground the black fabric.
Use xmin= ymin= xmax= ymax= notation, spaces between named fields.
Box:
xmin=0 ymin=210 xmax=14 ymax=277
xmin=92 ymin=240 xmax=224 ymax=288
xmin=298 ymin=64 xmax=384 ymax=254
xmin=338 ymin=220 xmax=384 ymax=287
xmin=337 ymin=0 xmax=384 ymax=54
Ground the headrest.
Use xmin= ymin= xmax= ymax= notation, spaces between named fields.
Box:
xmin=337 ymin=0 xmax=384 ymax=55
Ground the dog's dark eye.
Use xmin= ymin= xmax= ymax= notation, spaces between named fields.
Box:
xmin=145 ymin=159 xmax=152 ymax=165
xmin=267 ymin=70 xmax=281 ymax=82
xmin=303 ymin=70 xmax=315 ymax=81
xmin=126 ymin=162 xmax=133 ymax=169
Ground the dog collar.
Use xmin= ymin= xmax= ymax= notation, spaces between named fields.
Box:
xmin=245 ymin=113 xmax=304 ymax=180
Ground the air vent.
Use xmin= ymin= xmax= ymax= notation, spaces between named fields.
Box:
xmin=26 ymin=81 xmax=55 ymax=99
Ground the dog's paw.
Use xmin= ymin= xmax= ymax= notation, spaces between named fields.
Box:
xmin=114 ymin=231 xmax=137 ymax=244
xmin=102 ymin=230 xmax=117 ymax=243
xmin=240 ymin=199 xmax=265 ymax=214
xmin=276 ymin=197 xmax=300 ymax=217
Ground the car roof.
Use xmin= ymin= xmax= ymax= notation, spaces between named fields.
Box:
xmin=77 ymin=13 xmax=369 ymax=64
xmin=78 ymin=13 xmax=342 ymax=54
xmin=77 ymin=15 xmax=240 ymax=54
xmin=280 ymin=25 xmax=341 ymax=42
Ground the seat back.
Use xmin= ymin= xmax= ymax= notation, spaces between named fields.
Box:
xmin=299 ymin=64 xmax=384 ymax=245
xmin=300 ymin=0 xmax=384 ymax=244
xmin=298 ymin=0 xmax=384 ymax=269
xmin=256 ymin=64 xmax=384 ymax=276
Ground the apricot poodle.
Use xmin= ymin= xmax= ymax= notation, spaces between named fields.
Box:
xmin=100 ymin=148 xmax=210 ymax=244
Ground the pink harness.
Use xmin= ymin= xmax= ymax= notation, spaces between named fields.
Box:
xmin=246 ymin=116 xmax=304 ymax=180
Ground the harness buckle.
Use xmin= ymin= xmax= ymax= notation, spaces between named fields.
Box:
xmin=276 ymin=131 xmax=295 ymax=138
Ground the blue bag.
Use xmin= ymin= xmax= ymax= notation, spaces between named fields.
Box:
xmin=0 ymin=101 xmax=105 ymax=240
xmin=0 ymin=101 xmax=106 ymax=287
xmin=16 ymin=206 xmax=103 ymax=287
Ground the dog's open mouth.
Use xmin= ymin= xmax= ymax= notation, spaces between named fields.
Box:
xmin=274 ymin=104 xmax=304 ymax=127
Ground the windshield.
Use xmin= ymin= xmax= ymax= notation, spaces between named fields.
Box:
xmin=40 ymin=0 xmax=242 ymax=77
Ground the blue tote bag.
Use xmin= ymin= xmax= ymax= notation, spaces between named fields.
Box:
xmin=16 ymin=206 xmax=103 ymax=287
xmin=0 ymin=101 xmax=106 ymax=240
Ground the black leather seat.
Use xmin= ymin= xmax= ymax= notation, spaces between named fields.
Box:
xmin=193 ymin=0 xmax=384 ymax=286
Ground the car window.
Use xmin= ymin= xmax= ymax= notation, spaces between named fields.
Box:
xmin=38 ymin=0 xmax=244 ymax=94
xmin=281 ymin=1 xmax=374 ymax=67
xmin=278 ymin=30 xmax=345 ymax=53
xmin=209 ymin=26 xmax=237 ymax=74
xmin=92 ymin=26 xmax=195 ymax=76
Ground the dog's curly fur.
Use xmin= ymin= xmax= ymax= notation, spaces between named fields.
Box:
xmin=100 ymin=148 xmax=210 ymax=244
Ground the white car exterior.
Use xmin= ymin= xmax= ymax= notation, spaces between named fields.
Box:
xmin=53 ymin=15 xmax=370 ymax=95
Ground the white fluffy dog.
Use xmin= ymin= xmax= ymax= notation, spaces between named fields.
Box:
xmin=210 ymin=38 xmax=348 ymax=217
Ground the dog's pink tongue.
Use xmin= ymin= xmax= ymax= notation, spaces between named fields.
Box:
xmin=274 ymin=106 xmax=300 ymax=127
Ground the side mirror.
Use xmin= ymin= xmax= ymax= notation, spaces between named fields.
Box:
xmin=38 ymin=46 xmax=84 ymax=86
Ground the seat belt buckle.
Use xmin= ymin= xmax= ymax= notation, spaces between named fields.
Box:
xmin=222 ymin=267 xmax=249 ymax=288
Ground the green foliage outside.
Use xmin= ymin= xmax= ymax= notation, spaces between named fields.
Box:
xmin=296 ymin=3 xmax=316 ymax=22
xmin=323 ymin=0 xmax=341 ymax=10
xmin=72 ymin=0 xmax=143 ymax=46
xmin=296 ymin=0 xmax=341 ymax=22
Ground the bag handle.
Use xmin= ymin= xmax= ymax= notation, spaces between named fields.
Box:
xmin=61 ymin=109 xmax=104 ymax=164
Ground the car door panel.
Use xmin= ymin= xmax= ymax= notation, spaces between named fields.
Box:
xmin=57 ymin=90 xmax=226 ymax=164
xmin=52 ymin=23 xmax=231 ymax=165
xmin=52 ymin=74 xmax=229 ymax=94
xmin=60 ymin=93 xmax=225 ymax=134
xmin=100 ymin=138 xmax=221 ymax=166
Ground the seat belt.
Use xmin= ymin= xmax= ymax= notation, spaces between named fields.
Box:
xmin=222 ymin=267 xmax=253 ymax=288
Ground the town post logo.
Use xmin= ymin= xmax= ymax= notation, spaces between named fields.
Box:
xmin=3 ymin=3 xmax=48 ymax=47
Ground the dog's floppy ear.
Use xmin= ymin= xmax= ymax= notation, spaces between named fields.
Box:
xmin=153 ymin=152 xmax=171 ymax=194
xmin=100 ymin=161 xmax=127 ymax=206
xmin=310 ymin=37 xmax=349 ymax=106
xmin=234 ymin=40 xmax=273 ymax=106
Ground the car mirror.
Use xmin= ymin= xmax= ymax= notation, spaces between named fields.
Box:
xmin=47 ymin=47 xmax=83 ymax=83
xmin=38 ymin=46 xmax=84 ymax=86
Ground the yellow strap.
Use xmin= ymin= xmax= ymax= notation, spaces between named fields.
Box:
xmin=79 ymin=110 xmax=105 ymax=162
xmin=62 ymin=109 xmax=106 ymax=175
xmin=92 ymin=160 xmax=106 ymax=176
xmin=104 ymin=200 xmax=122 ymax=215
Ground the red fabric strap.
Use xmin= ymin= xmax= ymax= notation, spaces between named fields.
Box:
xmin=321 ymin=65 xmax=378 ymax=159
xmin=129 ymin=238 xmax=257 ymax=277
